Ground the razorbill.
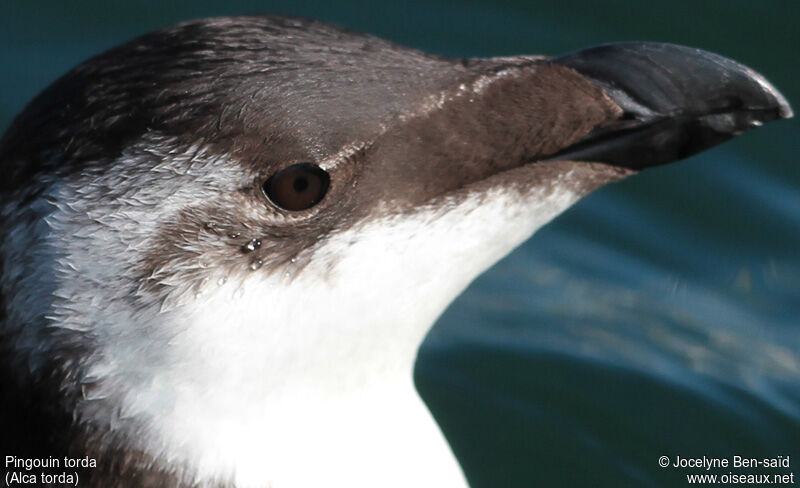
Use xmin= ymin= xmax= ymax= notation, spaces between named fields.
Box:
xmin=0 ymin=15 xmax=791 ymax=488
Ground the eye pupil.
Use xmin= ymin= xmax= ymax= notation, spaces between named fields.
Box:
xmin=293 ymin=176 xmax=309 ymax=193
xmin=262 ymin=163 xmax=330 ymax=211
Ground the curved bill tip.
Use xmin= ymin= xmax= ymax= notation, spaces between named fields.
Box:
xmin=548 ymin=42 xmax=792 ymax=169
xmin=747 ymin=66 xmax=793 ymax=119
xmin=552 ymin=42 xmax=792 ymax=122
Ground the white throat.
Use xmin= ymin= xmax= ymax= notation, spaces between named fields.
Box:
xmin=40 ymin=166 xmax=584 ymax=487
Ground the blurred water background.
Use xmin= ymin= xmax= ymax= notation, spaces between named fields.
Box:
xmin=2 ymin=1 xmax=798 ymax=486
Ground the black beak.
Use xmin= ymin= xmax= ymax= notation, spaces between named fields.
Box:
xmin=546 ymin=42 xmax=793 ymax=169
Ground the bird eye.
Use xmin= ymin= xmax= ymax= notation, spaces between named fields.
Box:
xmin=262 ymin=163 xmax=330 ymax=211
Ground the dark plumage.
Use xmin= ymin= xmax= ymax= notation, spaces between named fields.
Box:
xmin=0 ymin=15 xmax=790 ymax=488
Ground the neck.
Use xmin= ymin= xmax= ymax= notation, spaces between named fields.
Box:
xmin=81 ymin=272 xmax=469 ymax=487
xmin=74 ymin=197 xmax=548 ymax=486
xmin=39 ymin=167 xmax=607 ymax=487
xmin=174 ymin=372 xmax=466 ymax=488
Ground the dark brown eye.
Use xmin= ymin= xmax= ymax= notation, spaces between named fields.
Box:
xmin=262 ymin=163 xmax=330 ymax=211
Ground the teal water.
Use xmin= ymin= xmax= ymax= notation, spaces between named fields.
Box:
xmin=2 ymin=1 xmax=798 ymax=486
